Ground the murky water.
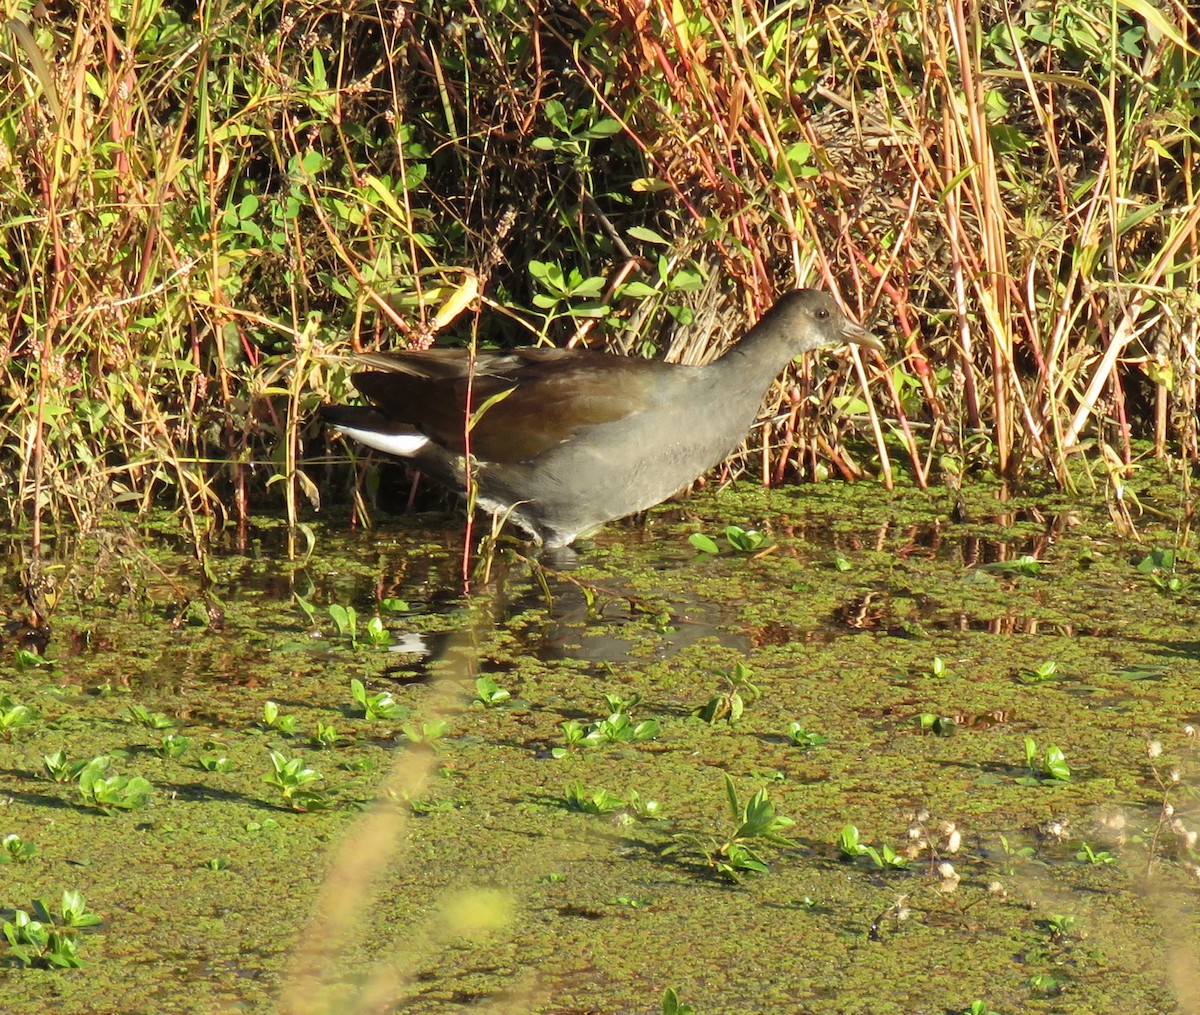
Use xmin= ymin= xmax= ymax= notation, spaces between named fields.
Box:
xmin=1 ymin=478 xmax=1198 ymax=1013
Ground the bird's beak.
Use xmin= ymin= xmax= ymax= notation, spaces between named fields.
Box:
xmin=841 ymin=319 xmax=884 ymax=353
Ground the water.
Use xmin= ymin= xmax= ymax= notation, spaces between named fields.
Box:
xmin=0 ymin=479 xmax=1197 ymax=1013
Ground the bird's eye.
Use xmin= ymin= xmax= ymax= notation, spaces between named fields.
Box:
xmin=817 ymin=309 xmax=829 ymax=318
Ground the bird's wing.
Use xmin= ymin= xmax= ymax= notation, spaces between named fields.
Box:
xmin=350 ymin=350 xmax=661 ymax=463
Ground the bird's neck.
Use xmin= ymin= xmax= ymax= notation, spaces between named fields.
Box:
xmin=710 ymin=325 xmax=797 ymax=397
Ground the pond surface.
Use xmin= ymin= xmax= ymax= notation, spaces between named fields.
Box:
xmin=2 ymin=476 xmax=1199 ymax=1014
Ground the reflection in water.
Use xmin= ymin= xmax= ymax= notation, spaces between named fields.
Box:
xmin=372 ymin=545 xmax=754 ymax=669
xmin=301 ymin=505 xmax=1107 ymax=671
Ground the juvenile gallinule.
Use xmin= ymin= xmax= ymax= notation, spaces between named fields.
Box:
xmin=322 ymin=289 xmax=881 ymax=547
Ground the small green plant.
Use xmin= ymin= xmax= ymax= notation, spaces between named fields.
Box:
xmin=927 ymin=656 xmax=948 ymax=679
xmin=350 ymin=678 xmax=403 ymax=720
xmin=311 ymin=721 xmax=340 ymax=748
xmin=662 ymin=987 xmax=695 ymax=1015
xmin=528 ymin=257 xmax=609 ymax=318
xmin=688 ymin=525 xmax=769 ymax=554
xmin=1137 ymin=548 xmax=1186 ymax=593
xmin=1041 ymin=913 xmax=1078 ymax=941
xmin=712 ymin=777 xmax=796 ymax=881
xmin=77 ymin=756 xmax=153 ymax=815
xmin=408 ymin=796 xmax=458 ymax=816
xmin=615 ymin=254 xmax=704 ymax=321
xmin=202 ymin=857 xmax=230 ymax=871
xmin=595 ymin=713 xmax=659 ymax=744
xmin=723 ymin=525 xmax=768 ymax=552
xmin=43 ymin=749 xmax=90 ymax=783
xmin=626 ymin=789 xmax=662 ymax=820
xmin=600 ymin=691 xmax=641 ymax=715
xmin=157 ymin=733 xmax=190 ymax=759
xmin=0 ymin=695 xmax=36 ymax=739
xmin=3 ymin=890 xmax=101 ymax=968
xmin=295 ymin=591 xmax=319 ymax=629
xmin=3 ymin=911 xmax=78 ymax=969
xmin=473 ymin=676 xmax=512 ymax=707
xmin=262 ymin=750 xmax=325 ymax=810
xmin=983 ymin=555 xmax=1042 ymax=576
xmin=998 ymin=834 xmax=1036 ymax=873
xmin=838 ymin=824 xmax=909 ymax=870
xmin=552 ymin=712 xmax=660 ymax=758
xmin=667 ymin=775 xmax=797 ymax=883
xmin=563 ymin=782 xmax=625 ymax=815
xmin=1017 ymin=659 xmax=1060 ymax=684
xmin=1027 ymin=972 xmax=1065 ymax=997
xmin=126 ymin=704 xmax=176 ymax=730
xmin=198 ymin=755 xmax=234 ymax=773
xmin=364 ymin=615 xmax=392 ymax=645
xmin=59 ymin=891 xmax=101 ymax=929
xmin=962 ymin=1002 xmax=1002 ymax=1015
xmin=531 ymin=97 xmax=621 ymax=159
xmin=694 ymin=661 xmax=759 ymax=725
xmin=555 ymin=720 xmax=597 ymax=754
xmin=1075 ymin=840 xmax=1116 ymax=864
xmin=1 ymin=833 xmax=36 ymax=863
xmin=832 ymin=552 xmax=853 ymax=572
xmin=786 ymin=722 xmax=828 ymax=749
xmin=1018 ymin=737 xmax=1071 ymax=783
xmin=14 ymin=647 xmax=50 ymax=671
xmin=328 ymin=603 xmax=390 ymax=647
xmin=328 ymin=603 xmax=357 ymax=643
xmin=916 ymin=713 xmax=956 ymax=736
xmin=402 ymin=719 xmax=450 ymax=745
xmin=715 ymin=839 xmax=771 ymax=880
xmin=261 ymin=700 xmax=299 ymax=735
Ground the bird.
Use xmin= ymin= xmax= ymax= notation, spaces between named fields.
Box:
xmin=321 ymin=288 xmax=881 ymax=548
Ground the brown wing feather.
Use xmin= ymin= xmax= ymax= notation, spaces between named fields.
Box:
xmin=351 ymin=351 xmax=660 ymax=463
xmin=355 ymin=348 xmax=524 ymax=380
xmin=353 ymin=346 xmax=594 ymax=380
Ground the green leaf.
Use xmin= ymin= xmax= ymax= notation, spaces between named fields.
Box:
xmin=725 ymin=526 xmax=766 ymax=551
xmin=468 ymin=386 xmax=516 ymax=432
xmin=631 ymin=176 xmax=671 ymax=193
xmin=543 ymin=99 xmax=568 ymax=131
xmin=627 ymin=226 xmax=669 ymax=245
xmin=723 ymin=773 xmax=741 ymax=823
xmin=670 ymin=268 xmax=704 ymax=291
xmin=1116 ymin=0 xmax=1198 ymax=54
xmin=569 ymin=276 xmax=606 ymax=298
xmin=1044 ymin=745 xmax=1071 ymax=781
xmin=309 ymin=48 xmax=328 ymax=90
xmin=328 ymin=603 xmax=353 ymax=635
xmin=1024 ymin=736 xmax=1038 ymax=769
xmin=839 ymin=823 xmax=863 ymax=856
xmin=586 ymin=119 xmax=623 ymax=137
xmin=403 ymin=162 xmax=427 ymax=190
xmin=620 ymin=280 xmax=658 ymax=298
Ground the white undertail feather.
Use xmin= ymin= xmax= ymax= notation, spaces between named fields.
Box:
xmin=331 ymin=425 xmax=429 ymax=458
